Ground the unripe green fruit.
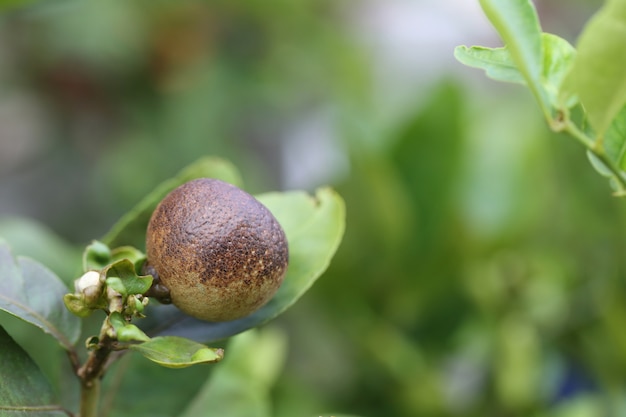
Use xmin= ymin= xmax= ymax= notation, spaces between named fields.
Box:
xmin=145 ymin=178 xmax=288 ymax=322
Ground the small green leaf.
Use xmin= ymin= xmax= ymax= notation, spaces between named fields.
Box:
xmin=567 ymin=0 xmax=626 ymax=136
xmin=82 ymin=240 xmax=111 ymax=272
xmin=104 ymin=259 xmax=152 ymax=296
xmin=584 ymin=106 xmax=626 ymax=183
xmin=587 ymin=151 xmax=612 ymax=178
xmin=541 ymin=33 xmax=577 ymax=108
xmin=147 ymin=187 xmax=346 ymax=343
xmin=455 ymin=34 xmax=576 ymax=110
xmin=478 ymin=0 xmax=552 ymax=117
xmin=116 ymin=321 xmax=150 ymax=343
xmin=0 ymin=241 xmax=80 ymax=351
xmin=110 ymin=246 xmax=146 ymax=270
xmin=109 ymin=312 xmax=150 ymax=343
xmin=105 ymin=277 xmax=127 ymax=296
xmin=102 ymin=157 xmax=243 ymax=249
xmin=0 ymin=325 xmax=70 ymax=416
xmin=608 ymin=107 xmax=626 ymax=170
xmin=129 ymin=336 xmax=224 ymax=368
xmin=454 ymin=45 xmax=526 ymax=84
xmin=63 ymin=293 xmax=92 ymax=318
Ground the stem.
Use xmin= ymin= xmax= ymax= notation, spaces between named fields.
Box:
xmin=79 ymin=379 xmax=100 ymax=417
xmin=73 ymin=285 xmax=127 ymax=416
xmin=563 ymin=120 xmax=626 ymax=194
xmin=76 ymin=318 xmax=116 ymax=417
xmin=559 ymin=118 xmax=594 ymax=149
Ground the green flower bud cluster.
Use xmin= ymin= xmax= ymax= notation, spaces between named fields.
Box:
xmin=63 ymin=241 xmax=154 ymax=345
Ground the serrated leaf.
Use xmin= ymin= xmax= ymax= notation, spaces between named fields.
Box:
xmin=478 ymin=0 xmax=552 ymax=117
xmin=567 ymin=0 xmax=626 ymax=136
xmin=0 ymin=241 xmax=80 ymax=351
xmin=129 ymin=336 xmax=224 ymax=368
xmin=144 ymin=187 xmax=345 ymax=343
xmin=455 ymin=34 xmax=576 ymax=111
xmin=0 ymin=325 xmax=70 ymax=417
xmin=454 ymin=45 xmax=526 ymax=84
xmin=102 ymin=157 xmax=243 ymax=249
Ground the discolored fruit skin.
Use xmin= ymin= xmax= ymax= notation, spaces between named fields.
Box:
xmin=145 ymin=178 xmax=288 ymax=322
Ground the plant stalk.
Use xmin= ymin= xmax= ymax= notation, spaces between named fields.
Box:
xmin=79 ymin=379 xmax=101 ymax=417
xmin=76 ymin=317 xmax=116 ymax=417
xmin=563 ymin=120 xmax=626 ymax=194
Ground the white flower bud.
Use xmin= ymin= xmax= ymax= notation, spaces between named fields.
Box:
xmin=75 ymin=270 xmax=101 ymax=293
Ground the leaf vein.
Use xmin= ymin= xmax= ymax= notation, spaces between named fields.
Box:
xmin=0 ymin=293 xmax=73 ymax=350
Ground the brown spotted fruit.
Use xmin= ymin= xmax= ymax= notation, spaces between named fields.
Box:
xmin=144 ymin=178 xmax=288 ymax=322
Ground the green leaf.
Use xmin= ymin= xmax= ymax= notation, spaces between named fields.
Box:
xmin=585 ymin=106 xmax=626 ymax=181
xmin=104 ymin=259 xmax=152 ymax=296
xmin=146 ymin=187 xmax=345 ymax=343
xmin=100 ymin=352 xmax=218 ymax=417
xmin=109 ymin=312 xmax=150 ymax=343
xmin=236 ymin=188 xmax=346 ymax=322
xmin=110 ymin=246 xmax=146 ymax=269
xmin=180 ymin=328 xmax=287 ymax=417
xmin=454 ymin=45 xmax=526 ymax=84
xmin=0 ymin=241 xmax=80 ymax=351
xmin=129 ymin=336 xmax=224 ymax=368
xmin=102 ymin=157 xmax=243 ymax=249
xmin=63 ymin=293 xmax=93 ymax=318
xmin=0 ymin=217 xmax=81 ymax=284
xmin=82 ymin=240 xmax=111 ymax=272
xmin=587 ymin=151 xmax=613 ymax=178
xmin=608 ymin=106 xmax=626 ymax=170
xmin=105 ymin=277 xmax=127 ymax=296
xmin=478 ymin=0 xmax=552 ymax=117
xmin=541 ymin=33 xmax=577 ymax=109
xmin=0 ymin=325 xmax=69 ymax=417
xmin=567 ymin=0 xmax=626 ymax=136
xmin=454 ymin=34 xmax=576 ymax=110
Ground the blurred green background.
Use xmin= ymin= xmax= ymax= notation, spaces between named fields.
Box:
xmin=3 ymin=0 xmax=626 ymax=416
